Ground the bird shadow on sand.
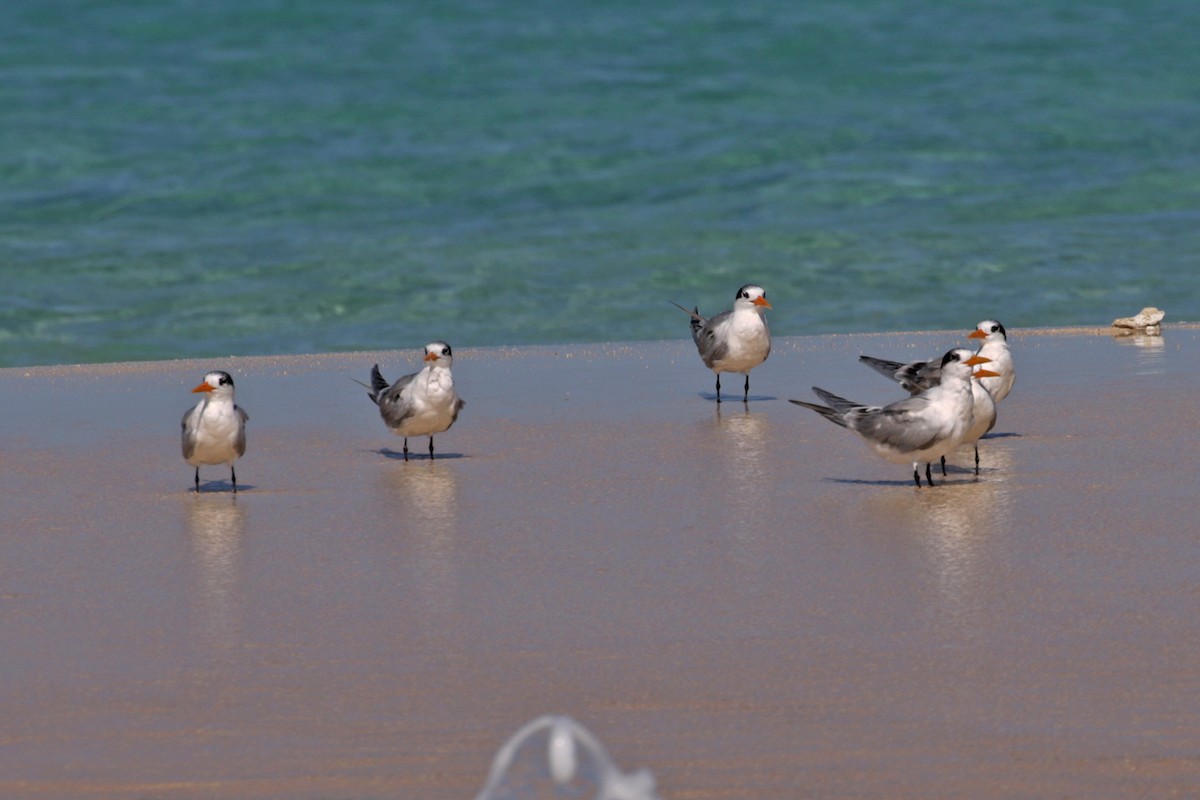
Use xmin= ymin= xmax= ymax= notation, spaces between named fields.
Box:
xmin=191 ymin=481 xmax=254 ymax=493
xmin=822 ymin=475 xmax=984 ymax=487
xmin=377 ymin=448 xmax=465 ymax=461
xmin=697 ymin=393 xmax=777 ymax=403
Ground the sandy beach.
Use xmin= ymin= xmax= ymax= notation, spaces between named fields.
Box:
xmin=2 ymin=326 xmax=1198 ymax=799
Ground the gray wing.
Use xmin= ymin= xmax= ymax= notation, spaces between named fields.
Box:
xmin=377 ymin=371 xmax=419 ymax=429
xmin=694 ymin=308 xmax=732 ymax=367
xmin=235 ymin=405 xmax=249 ymax=457
xmin=859 ymin=355 xmax=905 ymax=382
xmin=849 ymin=394 xmax=945 ymax=452
xmin=181 ymin=406 xmax=198 ymax=460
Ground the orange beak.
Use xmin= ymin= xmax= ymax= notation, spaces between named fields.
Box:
xmin=968 ymin=329 xmax=987 ymax=340
xmin=424 ymin=352 xmax=439 ymax=362
xmin=191 ymin=382 xmax=214 ymax=393
xmin=973 ymin=368 xmax=1001 ymax=379
xmin=963 ymin=354 xmax=991 ymax=367
xmin=753 ymin=296 xmax=772 ymax=309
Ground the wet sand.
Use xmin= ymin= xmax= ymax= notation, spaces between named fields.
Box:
xmin=2 ymin=327 xmax=1198 ymax=799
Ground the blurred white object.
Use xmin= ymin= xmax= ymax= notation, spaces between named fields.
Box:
xmin=547 ymin=718 xmax=578 ymax=784
xmin=474 ymin=714 xmax=661 ymax=800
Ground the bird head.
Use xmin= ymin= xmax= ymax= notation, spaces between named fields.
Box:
xmin=423 ymin=341 xmax=454 ymax=367
xmin=733 ymin=284 xmax=772 ymax=312
xmin=191 ymin=370 xmax=236 ymax=396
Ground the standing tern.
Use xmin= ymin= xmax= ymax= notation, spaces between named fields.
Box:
xmin=671 ymin=283 xmax=771 ymax=403
xmin=790 ymin=349 xmax=992 ymax=487
xmin=967 ymin=319 xmax=1014 ymax=402
xmin=182 ymin=370 xmax=248 ymax=493
xmin=365 ymin=341 xmax=465 ymax=461
xmin=859 ymin=319 xmax=1014 ymax=472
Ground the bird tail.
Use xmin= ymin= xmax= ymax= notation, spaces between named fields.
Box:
xmin=809 ymin=387 xmax=865 ymax=415
xmin=366 ymin=364 xmax=389 ymax=405
xmin=669 ymin=301 xmax=706 ymax=339
xmin=788 ymin=398 xmax=850 ymax=429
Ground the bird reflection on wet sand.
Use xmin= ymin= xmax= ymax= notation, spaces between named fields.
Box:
xmin=185 ymin=495 xmax=246 ymax=659
xmin=865 ymin=443 xmax=1015 ymax=642
xmin=380 ymin=461 xmax=462 ymax=625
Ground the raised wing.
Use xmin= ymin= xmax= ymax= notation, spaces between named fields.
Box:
xmin=859 ymin=354 xmax=939 ymax=395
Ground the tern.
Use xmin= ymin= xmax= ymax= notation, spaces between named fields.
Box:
xmin=364 ymin=341 xmax=465 ymax=461
xmin=671 ymin=283 xmax=771 ymax=403
xmin=967 ymin=319 xmax=1014 ymax=402
xmin=859 ymin=319 xmax=1013 ymax=472
xmin=790 ymin=349 xmax=992 ymax=487
xmin=182 ymin=370 xmax=248 ymax=493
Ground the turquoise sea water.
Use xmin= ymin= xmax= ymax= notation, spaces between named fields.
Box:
xmin=3 ymin=0 xmax=1199 ymax=367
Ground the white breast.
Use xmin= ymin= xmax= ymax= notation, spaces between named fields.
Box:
xmin=186 ymin=401 xmax=242 ymax=466
xmin=710 ymin=312 xmax=770 ymax=373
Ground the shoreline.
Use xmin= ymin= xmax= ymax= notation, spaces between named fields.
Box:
xmin=4 ymin=321 xmax=1194 ymax=377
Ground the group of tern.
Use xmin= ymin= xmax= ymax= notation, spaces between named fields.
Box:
xmin=182 ymin=341 xmax=464 ymax=493
xmin=670 ymin=284 xmax=1015 ymax=487
xmin=180 ymin=284 xmax=1013 ymax=493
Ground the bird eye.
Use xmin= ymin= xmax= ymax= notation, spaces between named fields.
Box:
xmin=740 ymin=291 xmax=749 ymax=299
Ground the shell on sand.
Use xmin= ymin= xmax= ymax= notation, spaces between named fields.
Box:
xmin=1112 ymin=307 xmax=1165 ymax=329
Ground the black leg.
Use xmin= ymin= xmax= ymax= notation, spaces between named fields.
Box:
xmin=231 ymin=465 xmax=238 ymax=494
xmin=940 ymin=455 xmax=947 ymax=476
xmin=403 ymin=438 xmax=409 ymax=461
xmin=913 ymin=467 xmax=922 ymax=488
xmin=974 ymin=444 xmax=980 ymax=475
xmin=926 ymin=462 xmax=934 ymax=486
xmin=194 ymin=467 xmax=201 ymax=493
xmin=715 ymin=374 xmax=722 ymax=403
xmin=428 ymin=437 xmax=435 ymax=459
xmin=743 ymin=374 xmax=750 ymax=402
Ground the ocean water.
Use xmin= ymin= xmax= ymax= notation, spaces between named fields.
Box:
xmin=3 ymin=0 xmax=1198 ymax=367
